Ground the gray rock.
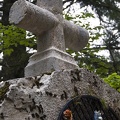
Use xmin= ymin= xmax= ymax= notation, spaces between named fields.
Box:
xmin=0 ymin=69 xmax=120 ymax=120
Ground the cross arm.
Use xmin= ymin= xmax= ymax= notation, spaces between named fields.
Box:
xmin=9 ymin=0 xmax=59 ymax=35
xmin=63 ymin=20 xmax=89 ymax=51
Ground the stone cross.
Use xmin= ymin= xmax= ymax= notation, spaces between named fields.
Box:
xmin=9 ymin=0 xmax=89 ymax=77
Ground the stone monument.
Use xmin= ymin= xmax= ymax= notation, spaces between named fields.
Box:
xmin=9 ymin=0 xmax=89 ymax=77
xmin=0 ymin=0 xmax=119 ymax=120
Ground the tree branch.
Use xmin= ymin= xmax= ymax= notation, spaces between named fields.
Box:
xmin=83 ymin=46 xmax=120 ymax=51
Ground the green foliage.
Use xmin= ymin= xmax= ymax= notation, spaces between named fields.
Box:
xmin=104 ymin=73 xmax=120 ymax=92
xmin=65 ymin=12 xmax=111 ymax=77
xmin=64 ymin=12 xmax=104 ymax=44
xmin=64 ymin=0 xmax=120 ymax=76
xmin=0 ymin=23 xmax=36 ymax=56
xmin=64 ymin=0 xmax=120 ymax=26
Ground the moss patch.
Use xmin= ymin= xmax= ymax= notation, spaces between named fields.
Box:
xmin=100 ymin=99 xmax=107 ymax=109
xmin=0 ymin=82 xmax=10 ymax=102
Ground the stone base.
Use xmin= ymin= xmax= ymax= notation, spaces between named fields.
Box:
xmin=25 ymin=47 xmax=78 ymax=77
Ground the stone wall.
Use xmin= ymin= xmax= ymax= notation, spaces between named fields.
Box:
xmin=0 ymin=69 xmax=120 ymax=120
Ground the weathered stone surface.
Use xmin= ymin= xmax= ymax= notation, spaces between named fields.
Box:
xmin=9 ymin=0 xmax=89 ymax=77
xmin=63 ymin=20 xmax=89 ymax=51
xmin=0 ymin=69 xmax=120 ymax=120
xmin=9 ymin=0 xmax=59 ymax=35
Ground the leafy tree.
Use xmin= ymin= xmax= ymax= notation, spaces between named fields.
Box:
xmin=0 ymin=0 xmax=36 ymax=81
xmin=64 ymin=11 xmax=111 ymax=77
xmin=0 ymin=24 xmax=35 ymax=55
xmin=64 ymin=0 xmax=120 ymax=77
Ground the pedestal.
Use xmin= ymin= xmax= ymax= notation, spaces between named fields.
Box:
xmin=25 ymin=47 xmax=78 ymax=77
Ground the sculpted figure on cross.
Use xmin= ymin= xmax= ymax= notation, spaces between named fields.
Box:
xmin=9 ymin=0 xmax=89 ymax=77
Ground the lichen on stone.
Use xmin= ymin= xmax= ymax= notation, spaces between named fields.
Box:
xmin=100 ymin=99 xmax=107 ymax=109
xmin=0 ymin=82 xmax=10 ymax=103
